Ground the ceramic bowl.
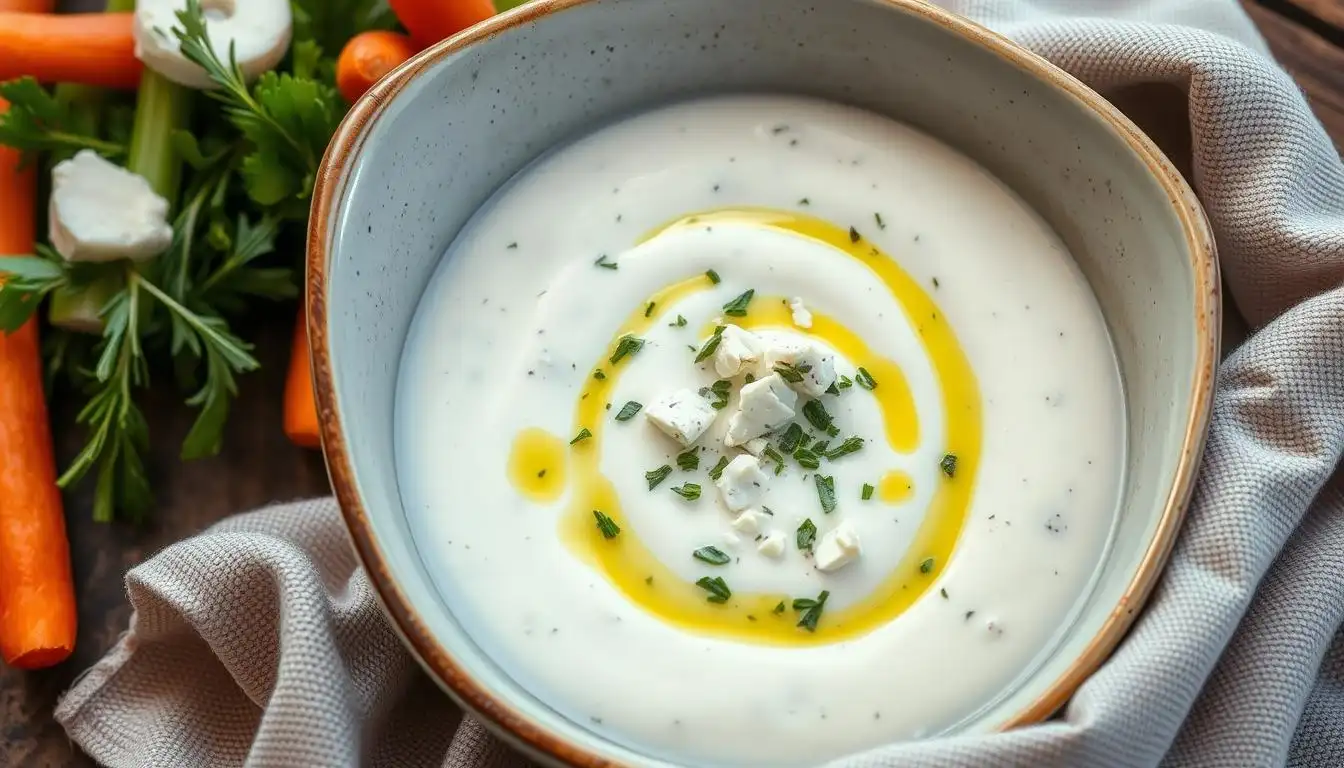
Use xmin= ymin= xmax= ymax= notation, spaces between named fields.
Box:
xmin=306 ymin=0 xmax=1219 ymax=764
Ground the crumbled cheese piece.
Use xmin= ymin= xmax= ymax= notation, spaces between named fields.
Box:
xmin=712 ymin=325 xmax=763 ymax=378
xmin=644 ymin=389 xmax=718 ymax=447
xmin=743 ymin=437 xmax=770 ymax=457
xmin=789 ymin=297 xmax=813 ymax=329
xmin=757 ymin=532 xmax=786 ymax=558
xmin=814 ymin=521 xmax=861 ymax=572
xmin=724 ymin=373 xmax=797 ymax=447
xmin=715 ymin=455 xmax=769 ymax=512
xmin=730 ymin=507 xmax=770 ymax=536
xmin=762 ymin=340 xmax=837 ymax=398
xmin=721 ymin=531 xmax=743 ymax=550
xmin=49 ymin=150 xmax=173 ymax=263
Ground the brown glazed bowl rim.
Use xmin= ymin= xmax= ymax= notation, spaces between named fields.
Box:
xmin=306 ymin=0 xmax=1221 ymax=764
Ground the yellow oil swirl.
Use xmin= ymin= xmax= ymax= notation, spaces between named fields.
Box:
xmin=509 ymin=208 xmax=981 ymax=646
xmin=507 ymin=427 xmax=567 ymax=502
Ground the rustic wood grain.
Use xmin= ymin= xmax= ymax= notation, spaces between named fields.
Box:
xmin=1246 ymin=0 xmax=1344 ymax=152
xmin=2 ymin=0 xmax=1343 ymax=766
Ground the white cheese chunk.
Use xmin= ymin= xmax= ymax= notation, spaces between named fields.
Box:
xmin=724 ymin=373 xmax=797 ymax=447
xmin=134 ymin=0 xmax=293 ymax=89
xmin=721 ymin=531 xmax=743 ymax=550
xmin=743 ymin=437 xmax=770 ymax=457
xmin=712 ymin=324 xmax=763 ymax=378
xmin=715 ymin=454 xmax=769 ymax=512
xmin=730 ymin=507 xmax=770 ymax=536
xmin=789 ymin=297 xmax=813 ymax=329
xmin=644 ymin=389 xmax=717 ymax=447
xmin=762 ymin=340 xmax=837 ymax=398
xmin=48 ymin=150 xmax=173 ymax=263
xmin=814 ymin=521 xmax=862 ymax=572
xmin=757 ymin=532 xmax=786 ymax=558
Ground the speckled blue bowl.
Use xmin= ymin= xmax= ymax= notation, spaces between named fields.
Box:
xmin=306 ymin=0 xmax=1219 ymax=764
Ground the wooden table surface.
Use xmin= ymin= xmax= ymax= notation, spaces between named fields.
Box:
xmin=3 ymin=1 xmax=1343 ymax=765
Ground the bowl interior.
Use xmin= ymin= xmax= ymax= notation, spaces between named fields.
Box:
xmin=312 ymin=0 xmax=1216 ymax=763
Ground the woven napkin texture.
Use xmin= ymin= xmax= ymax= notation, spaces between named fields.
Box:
xmin=54 ymin=0 xmax=1344 ymax=765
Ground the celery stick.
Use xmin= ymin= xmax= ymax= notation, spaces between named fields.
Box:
xmin=50 ymin=61 xmax=193 ymax=332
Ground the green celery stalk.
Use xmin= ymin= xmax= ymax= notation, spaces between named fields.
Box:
xmin=49 ymin=42 xmax=193 ymax=331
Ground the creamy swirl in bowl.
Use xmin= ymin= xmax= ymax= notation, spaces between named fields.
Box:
xmin=396 ymin=94 xmax=1123 ymax=765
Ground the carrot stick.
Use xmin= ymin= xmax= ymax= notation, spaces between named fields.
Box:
xmin=0 ymin=91 xmax=77 ymax=669
xmin=0 ymin=12 xmax=141 ymax=90
xmin=336 ymin=30 xmax=418 ymax=104
xmin=388 ymin=0 xmax=496 ymax=48
xmin=0 ymin=0 xmax=51 ymax=11
xmin=284 ymin=309 xmax=321 ymax=449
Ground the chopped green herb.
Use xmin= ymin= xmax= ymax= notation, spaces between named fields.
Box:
xmin=705 ymin=269 xmax=721 ymax=285
xmin=796 ymin=590 xmax=830 ymax=631
xmin=802 ymin=400 xmax=833 ymax=432
xmin=646 ymin=576 xmax=654 ymax=585
xmin=825 ymin=437 xmax=865 ymax=460
xmin=778 ymin=423 xmax=804 ymax=453
xmin=848 ymin=226 xmax=861 ymax=243
xmin=874 ymin=212 xmax=886 ymax=229
xmin=815 ymin=474 xmax=837 ymax=514
xmin=671 ymin=483 xmax=702 ymax=501
xmin=614 ymin=401 xmax=643 ymax=421
xmin=940 ymin=453 xmax=958 ymax=478
xmin=773 ymin=361 xmax=811 ymax=383
xmin=693 ymin=325 xmax=726 ymax=363
xmin=677 ymin=449 xmax=700 ymax=471
xmin=793 ymin=448 xmax=821 ymax=470
xmin=826 ymin=424 xmax=840 ymax=437
xmin=763 ymin=445 xmax=786 ymax=475
xmin=570 ymin=428 xmax=592 ymax=445
xmin=837 ymin=375 xmax=854 ymax=389
xmin=940 ymin=588 xmax=949 ymax=599
xmin=644 ymin=301 xmax=655 ymax=317
xmin=700 ymin=379 xmax=732 ymax=410
xmin=933 ymin=277 xmax=940 ymax=288
xmin=670 ymin=314 xmax=688 ymax=328
xmin=593 ymin=369 xmax=607 ymax=380
xmin=774 ymin=601 xmax=787 ymax=614
xmin=692 ymin=546 xmax=730 ymax=565
xmin=609 ymin=335 xmax=645 ymax=365
xmin=855 ymin=367 xmax=878 ymax=390
xmin=799 ymin=197 xmax=810 ymax=206
xmin=744 ymin=372 xmax=756 ymax=384
xmin=920 ymin=557 xmax=935 ymax=574
xmin=861 ymin=483 xmax=875 ymax=500
xmin=593 ymin=510 xmax=620 ymax=539
xmin=708 ymin=456 xmax=730 ymax=480
xmin=810 ymin=439 xmax=830 ymax=455
xmin=594 ymin=254 xmax=618 ymax=270
xmin=722 ymin=289 xmax=755 ymax=317
xmin=507 ymin=242 xmax=519 ymax=249
xmin=696 ymin=576 xmax=732 ymax=603
xmin=796 ymin=518 xmax=817 ymax=551
xmin=645 ymin=465 xmax=673 ymax=490
xmin=825 ymin=382 xmax=840 ymax=396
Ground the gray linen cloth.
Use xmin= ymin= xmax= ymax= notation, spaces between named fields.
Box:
xmin=54 ymin=0 xmax=1344 ymax=765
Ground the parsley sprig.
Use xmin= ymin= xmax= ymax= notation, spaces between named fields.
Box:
xmin=0 ymin=0 xmax=361 ymax=521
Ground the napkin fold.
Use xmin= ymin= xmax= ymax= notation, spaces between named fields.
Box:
xmin=56 ymin=1 xmax=1344 ymax=766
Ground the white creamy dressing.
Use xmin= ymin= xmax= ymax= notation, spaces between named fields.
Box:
xmin=395 ymin=95 xmax=1124 ymax=766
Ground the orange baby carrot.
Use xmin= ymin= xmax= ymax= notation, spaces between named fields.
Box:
xmin=0 ymin=12 xmax=142 ymax=90
xmin=283 ymin=309 xmax=321 ymax=449
xmin=0 ymin=0 xmax=51 ymax=11
xmin=0 ymin=101 xmax=77 ymax=667
xmin=388 ymin=0 xmax=496 ymax=48
xmin=336 ymin=30 xmax=418 ymax=104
